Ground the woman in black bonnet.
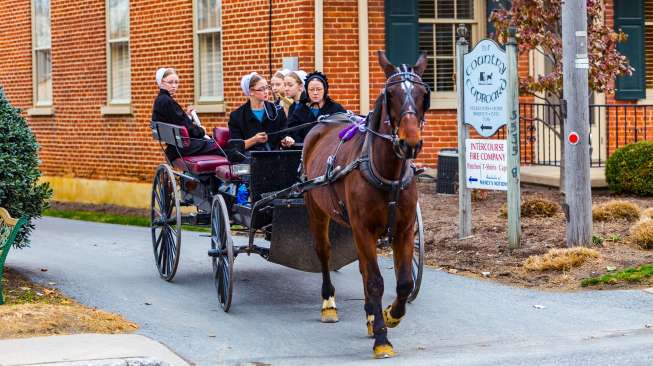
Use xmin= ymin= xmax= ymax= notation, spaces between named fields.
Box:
xmin=286 ymin=71 xmax=346 ymax=143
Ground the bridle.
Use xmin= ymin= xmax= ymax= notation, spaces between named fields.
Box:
xmin=368 ymin=65 xmax=431 ymax=160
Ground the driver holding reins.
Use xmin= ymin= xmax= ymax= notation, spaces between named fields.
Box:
xmin=228 ymin=72 xmax=294 ymax=152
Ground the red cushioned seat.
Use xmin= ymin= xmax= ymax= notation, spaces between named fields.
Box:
xmin=213 ymin=127 xmax=230 ymax=149
xmin=173 ymin=155 xmax=230 ymax=175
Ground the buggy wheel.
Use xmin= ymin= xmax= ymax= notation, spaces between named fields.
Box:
xmin=150 ymin=164 xmax=182 ymax=281
xmin=407 ymin=201 xmax=425 ymax=303
xmin=211 ymin=194 xmax=234 ymax=312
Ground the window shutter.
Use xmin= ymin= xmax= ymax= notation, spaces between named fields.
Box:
xmin=486 ymin=0 xmax=511 ymax=37
xmin=385 ymin=0 xmax=419 ymax=65
xmin=615 ymin=0 xmax=645 ymax=100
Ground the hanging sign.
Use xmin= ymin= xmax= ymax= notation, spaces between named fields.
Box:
xmin=463 ymin=39 xmax=509 ymax=137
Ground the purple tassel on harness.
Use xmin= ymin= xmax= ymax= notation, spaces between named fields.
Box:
xmin=338 ymin=115 xmax=367 ymax=141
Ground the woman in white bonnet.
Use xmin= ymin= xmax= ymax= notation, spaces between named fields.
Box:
xmin=283 ymin=70 xmax=307 ymax=120
xmin=151 ymin=67 xmax=221 ymax=162
xmin=271 ymin=68 xmax=292 ymax=114
xmin=227 ymin=72 xmax=294 ymax=153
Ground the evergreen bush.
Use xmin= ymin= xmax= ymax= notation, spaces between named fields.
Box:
xmin=605 ymin=141 xmax=653 ymax=195
xmin=0 ymin=88 xmax=52 ymax=248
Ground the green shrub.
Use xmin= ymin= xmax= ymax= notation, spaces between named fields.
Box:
xmin=605 ymin=141 xmax=653 ymax=195
xmin=0 ymin=88 xmax=52 ymax=248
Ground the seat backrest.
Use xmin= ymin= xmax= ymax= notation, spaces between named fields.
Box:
xmin=0 ymin=207 xmax=27 ymax=305
xmin=213 ymin=127 xmax=230 ymax=149
xmin=249 ymin=150 xmax=302 ymax=200
xmin=151 ymin=121 xmax=190 ymax=148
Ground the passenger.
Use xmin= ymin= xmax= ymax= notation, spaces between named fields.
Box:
xmin=287 ymin=71 xmax=346 ymax=143
xmin=283 ymin=70 xmax=307 ymax=120
xmin=228 ymin=72 xmax=294 ymax=153
xmin=271 ymin=69 xmax=292 ymax=114
xmin=151 ymin=67 xmax=221 ymax=162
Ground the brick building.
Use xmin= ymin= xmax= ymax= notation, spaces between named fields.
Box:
xmin=0 ymin=0 xmax=650 ymax=207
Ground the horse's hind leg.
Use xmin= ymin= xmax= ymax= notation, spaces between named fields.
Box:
xmin=352 ymin=227 xmax=395 ymax=358
xmin=305 ymin=194 xmax=338 ymax=323
xmin=384 ymin=226 xmax=414 ymax=328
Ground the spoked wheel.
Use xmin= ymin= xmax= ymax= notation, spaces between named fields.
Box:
xmin=407 ymin=201 xmax=425 ymax=303
xmin=150 ymin=164 xmax=182 ymax=281
xmin=211 ymin=195 xmax=234 ymax=312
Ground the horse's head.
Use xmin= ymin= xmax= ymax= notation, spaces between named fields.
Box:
xmin=378 ymin=51 xmax=430 ymax=160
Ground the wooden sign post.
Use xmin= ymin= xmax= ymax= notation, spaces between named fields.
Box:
xmin=456 ymin=25 xmax=521 ymax=247
xmin=505 ymin=28 xmax=521 ymax=249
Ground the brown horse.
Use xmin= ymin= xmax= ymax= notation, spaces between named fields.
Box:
xmin=302 ymin=51 xmax=429 ymax=358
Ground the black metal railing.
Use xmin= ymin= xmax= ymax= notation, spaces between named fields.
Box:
xmin=497 ymin=103 xmax=653 ymax=167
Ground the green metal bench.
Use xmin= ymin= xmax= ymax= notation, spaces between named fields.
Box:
xmin=0 ymin=207 xmax=27 ymax=305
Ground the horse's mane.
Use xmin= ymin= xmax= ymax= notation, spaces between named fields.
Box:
xmin=368 ymin=94 xmax=384 ymax=132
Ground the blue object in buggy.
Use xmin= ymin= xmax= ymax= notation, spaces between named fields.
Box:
xmin=236 ymin=184 xmax=250 ymax=206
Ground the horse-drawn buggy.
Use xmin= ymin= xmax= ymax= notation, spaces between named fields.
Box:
xmin=149 ymin=51 xmax=430 ymax=358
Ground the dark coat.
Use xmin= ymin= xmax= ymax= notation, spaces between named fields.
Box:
xmin=228 ymin=100 xmax=288 ymax=151
xmin=151 ymin=89 xmax=220 ymax=161
xmin=287 ymin=98 xmax=346 ymax=142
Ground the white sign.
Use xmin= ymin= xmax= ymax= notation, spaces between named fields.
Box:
xmin=465 ymin=139 xmax=508 ymax=191
xmin=463 ymin=39 xmax=508 ymax=137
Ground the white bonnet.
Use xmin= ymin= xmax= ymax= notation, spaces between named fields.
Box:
xmin=293 ymin=70 xmax=308 ymax=85
xmin=155 ymin=67 xmax=167 ymax=87
xmin=240 ymin=72 xmax=259 ymax=96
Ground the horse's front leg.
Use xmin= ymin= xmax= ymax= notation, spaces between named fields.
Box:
xmin=353 ymin=228 xmax=395 ymax=358
xmin=384 ymin=224 xmax=415 ymax=328
xmin=306 ymin=195 xmax=338 ymax=323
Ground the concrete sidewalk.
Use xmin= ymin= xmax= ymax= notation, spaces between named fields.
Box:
xmin=0 ymin=334 xmax=190 ymax=366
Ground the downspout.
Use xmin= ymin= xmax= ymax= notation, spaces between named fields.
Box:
xmin=315 ymin=0 xmax=324 ymax=71
xmin=358 ymin=0 xmax=370 ymax=114
xmin=269 ymin=0 xmax=273 ymax=78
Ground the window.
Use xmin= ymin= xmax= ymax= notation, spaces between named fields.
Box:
xmin=107 ymin=0 xmax=130 ymax=105
xmin=645 ymin=1 xmax=653 ymax=89
xmin=194 ymin=0 xmax=224 ymax=111
xmin=33 ymin=0 xmax=52 ymax=107
xmin=418 ymin=0 xmax=481 ymax=96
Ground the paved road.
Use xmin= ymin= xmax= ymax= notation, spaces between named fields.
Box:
xmin=8 ymin=217 xmax=653 ymax=365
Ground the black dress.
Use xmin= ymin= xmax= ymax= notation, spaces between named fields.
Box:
xmin=287 ymin=98 xmax=346 ymax=143
xmin=227 ymin=100 xmax=288 ymax=151
xmin=151 ymin=89 xmax=220 ymax=162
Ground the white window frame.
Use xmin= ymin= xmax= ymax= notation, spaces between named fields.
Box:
xmin=193 ymin=0 xmax=225 ymax=113
xmin=638 ymin=0 xmax=653 ymax=104
xmin=418 ymin=0 xmax=485 ymax=109
xmin=28 ymin=0 xmax=53 ymax=116
xmin=103 ymin=0 xmax=131 ymax=115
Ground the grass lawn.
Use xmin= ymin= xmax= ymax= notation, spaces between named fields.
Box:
xmin=581 ymin=264 xmax=653 ymax=287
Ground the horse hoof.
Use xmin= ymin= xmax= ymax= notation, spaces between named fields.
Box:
xmin=373 ymin=344 xmax=396 ymax=359
xmin=383 ymin=305 xmax=403 ymax=328
xmin=366 ymin=315 xmax=374 ymax=337
xmin=321 ymin=308 xmax=339 ymax=323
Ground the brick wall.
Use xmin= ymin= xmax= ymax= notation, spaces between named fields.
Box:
xmin=1 ymin=0 xmax=630 ymax=188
